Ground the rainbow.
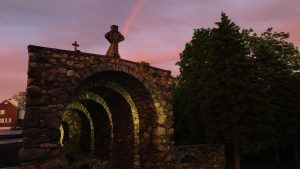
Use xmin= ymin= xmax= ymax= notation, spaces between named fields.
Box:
xmin=120 ymin=0 xmax=145 ymax=36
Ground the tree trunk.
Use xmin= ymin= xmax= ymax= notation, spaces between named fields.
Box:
xmin=295 ymin=142 xmax=300 ymax=169
xmin=274 ymin=146 xmax=280 ymax=164
xmin=234 ymin=143 xmax=241 ymax=169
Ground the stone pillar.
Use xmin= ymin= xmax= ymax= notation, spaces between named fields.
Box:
xmin=19 ymin=47 xmax=63 ymax=169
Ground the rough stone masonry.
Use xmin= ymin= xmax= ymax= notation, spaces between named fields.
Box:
xmin=18 ymin=25 xmax=225 ymax=169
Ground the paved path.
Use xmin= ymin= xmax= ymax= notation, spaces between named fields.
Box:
xmin=0 ymin=130 xmax=22 ymax=144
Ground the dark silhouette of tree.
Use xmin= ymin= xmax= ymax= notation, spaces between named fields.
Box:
xmin=175 ymin=13 xmax=287 ymax=169
xmin=248 ymin=28 xmax=300 ymax=168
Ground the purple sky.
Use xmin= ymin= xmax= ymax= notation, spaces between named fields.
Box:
xmin=0 ymin=0 xmax=299 ymax=101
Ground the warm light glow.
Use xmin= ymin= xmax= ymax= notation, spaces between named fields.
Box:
xmin=77 ymin=91 xmax=113 ymax=138
xmin=79 ymin=80 xmax=140 ymax=167
xmin=59 ymin=125 xmax=64 ymax=146
xmin=80 ymin=80 xmax=140 ymax=144
xmin=77 ymin=91 xmax=114 ymax=158
xmin=61 ymin=110 xmax=82 ymax=153
xmin=66 ymin=102 xmax=95 ymax=154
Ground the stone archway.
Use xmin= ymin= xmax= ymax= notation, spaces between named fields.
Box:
xmin=19 ymin=26 xmax=174 ymax=169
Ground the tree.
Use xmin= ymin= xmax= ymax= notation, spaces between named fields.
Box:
xmin=175 ymin=13 xmax=276 ymax=169
xmin=174 ymin=27 xmax=212 ymax=145
xmin=12 ymin=92 xmax=26 ymax=128
xmin=12 ymin=91 xmax=26 ymax=108
xmin=248 ymin=28 xmax=300 ymax=168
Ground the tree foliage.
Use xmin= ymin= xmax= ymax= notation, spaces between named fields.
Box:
xmin=174 ymin=12 xmax=300 ymax=168
xmin=176 ymin=12 xmax=274 ymax=148
xmin=247 ymin=27 xmax=300 ymax=145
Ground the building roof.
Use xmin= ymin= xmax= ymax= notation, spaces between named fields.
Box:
xmin=0 ymin=99 xmax=18 ymax=108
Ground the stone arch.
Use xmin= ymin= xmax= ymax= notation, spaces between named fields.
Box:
xmin=61 ymin=110 xmax=82 ymax=148
xmin=20 ymin=45 xmax=174 ymax=169
xmin=61 ymin=92 xmax=114 ymax=158
xmin=77 ymin=80 xmax=139 ymax=144
xmin=62 ymin=108 xmax=92 ymax=155
xmin=66 ymin=102 xmax=95 ymax=154
xmin=62 ymin=73 xmax=149 ymax=168
xmin=76 ymin=80 xmax=142 ymax=164
xmin=71 ymin=91 xmax=114 ymax=160
xmin=70 ymin=71 xmax=147 ymax=168
xmin=76 ymin=92 xmax=113 ymax=143
xmin=74 ymin=64 xmax=168 ymax=119
xmin=72 ymin=65 xmax=174 ymax=144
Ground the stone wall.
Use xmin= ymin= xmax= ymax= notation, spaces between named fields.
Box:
xmin=20 ymin=45 xmax=174 ymax=169
xmin=165 ymin=144 xmax=225 ymax=169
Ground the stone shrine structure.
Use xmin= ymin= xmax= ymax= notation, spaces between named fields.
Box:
xmin=19 ymin=25 xmax=224 ymax=169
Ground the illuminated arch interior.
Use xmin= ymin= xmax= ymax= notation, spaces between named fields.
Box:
xmin=60 ymin=71 xmax=157 ymax=169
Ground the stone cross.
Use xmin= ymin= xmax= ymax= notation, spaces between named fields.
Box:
xmin=72 ymin=41 xmax=79 ymax=51
xmin=105 ymin=25 xmax=124 ymax=58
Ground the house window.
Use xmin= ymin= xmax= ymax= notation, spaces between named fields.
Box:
xmin=6 ymin=118 xmax=11 ymax=123
xmin=0 ymin=118 xmax=11 ymax=124
xmin=0 ymin=110 xmax=5 ymax=115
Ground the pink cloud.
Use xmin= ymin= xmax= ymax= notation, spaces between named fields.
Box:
xmin=0 ymin=0 xmax=300 ymax=100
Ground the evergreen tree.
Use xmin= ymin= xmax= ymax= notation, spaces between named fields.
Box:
xmin=248 ymin=28 xmax=300 ymax=168
xmin=175 ymin=27 xmax=212 ymax=144
xmin=175 ymin=12 xmax=300 ymax=169
xmin=175 ymin=13 xmax=276 ymax=169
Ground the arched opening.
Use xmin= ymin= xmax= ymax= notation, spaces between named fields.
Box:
xmin=60 ymin=71 xmax=157 ymax=168
xmin=61 ymin=107 xmax=93 ymax=167
xmin=61 ymin=109 xmax=82 ymax=156
xmin=61 ymin=121 xmax=69 ymax=145
xmin=77 ymin=110 xmax=92 ymax=154
xmin=95 ymin=87 xmax=134 ymax=168
xmin=82 ymin=100 xmax=112 ymax=160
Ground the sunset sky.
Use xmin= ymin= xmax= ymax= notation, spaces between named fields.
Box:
xmin=0 ymin=0 xmax=299 ymax=101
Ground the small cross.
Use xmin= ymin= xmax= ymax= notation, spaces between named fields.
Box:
xmin=72 ymin=41 xmax=79 ymax=51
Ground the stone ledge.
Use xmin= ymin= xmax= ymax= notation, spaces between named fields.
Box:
xmin=28 ymin=45 xmax=172 ymax=75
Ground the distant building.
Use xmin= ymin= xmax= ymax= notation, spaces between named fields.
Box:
xmin=0 ymin=99 xmax=24 ymax=130
xmin=0 ymin=99 xmax=18 ymax=130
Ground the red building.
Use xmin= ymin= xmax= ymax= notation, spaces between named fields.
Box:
xmin=0 ymin=99 xmax=19 ymax=130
